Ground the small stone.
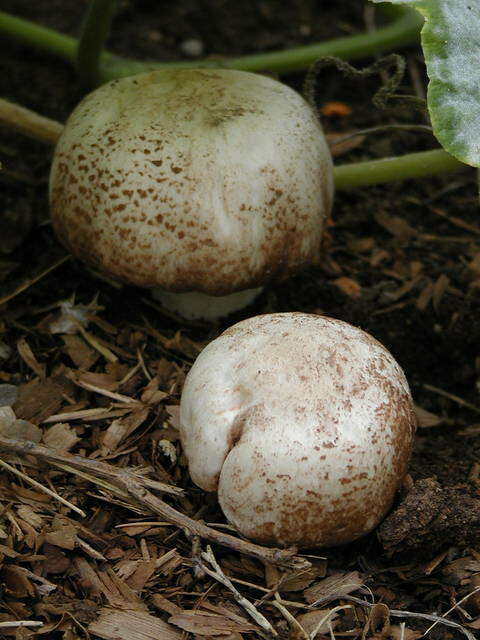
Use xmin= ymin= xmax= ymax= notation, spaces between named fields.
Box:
xmin=0 ymin=384 xmax=18 ymax=406
xmin=0 ymin=341 xmax=11 ymax=362
xmin=179 ymin=38 xmax=204 ymax=58
xmin=0 ymin=405 xmax=42 ymax=442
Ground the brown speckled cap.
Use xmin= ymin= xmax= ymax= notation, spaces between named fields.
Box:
xmin=179 ymin=313 xmax=416 ymax=549
xmin=49 ymin=69 xmax=333 ymax=295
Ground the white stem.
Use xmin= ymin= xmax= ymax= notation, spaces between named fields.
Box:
xmin=151 ymin=287 xmax=263 ymax=321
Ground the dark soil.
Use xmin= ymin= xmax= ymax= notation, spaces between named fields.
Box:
xmin=0 ymin=1 xmax=480 ymax=639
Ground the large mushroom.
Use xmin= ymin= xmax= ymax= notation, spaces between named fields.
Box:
xmin=49 ymin=68 xmax=333 ymax=320
xmin=179 ymin=312 xmax=416 ymax=548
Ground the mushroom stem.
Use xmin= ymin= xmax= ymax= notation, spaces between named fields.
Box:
xmin=151 ymin=288 xmax=263 ymax=321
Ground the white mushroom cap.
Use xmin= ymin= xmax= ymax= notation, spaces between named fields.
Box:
xmin=179 ymin=313 xmax=416 ymax=548
xmin=49 ymin=69 xmax=333 ymax=306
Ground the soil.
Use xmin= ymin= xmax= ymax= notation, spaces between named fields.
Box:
xmin=0 ymin=1 xmax=480 ymax=639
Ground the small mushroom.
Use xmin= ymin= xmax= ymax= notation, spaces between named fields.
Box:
xmin=179 ymin=312 xmax=416 ymax=548
xmin=49 ymin=69 xmax=333 ymax=320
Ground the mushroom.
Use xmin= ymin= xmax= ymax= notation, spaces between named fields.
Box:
xmin=49 ymin=69 xmax=333 ymax=320
xmin=179 ymin=312 xmax=416 ymax=548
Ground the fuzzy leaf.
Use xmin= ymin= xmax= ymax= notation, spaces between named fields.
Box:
xmin=372 ymin=0 xmax=480 ymax=167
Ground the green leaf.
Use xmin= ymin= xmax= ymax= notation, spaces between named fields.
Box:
xmin=371 ymin=0 xmax=480 ymax=167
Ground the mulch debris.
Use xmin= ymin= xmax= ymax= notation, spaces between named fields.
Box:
xmin=1 ymin=1 xmax=480 ymax=638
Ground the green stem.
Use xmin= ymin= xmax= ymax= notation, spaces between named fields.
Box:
xmin=76 ymin=0 xmax=118 ymax=86
xmin=0 ymin=11 xmax=77 ymax=63
xmin=223 ymin=8 xmax=422 ymax=73
xmin=0 ymin=6 xmax=422 ymax=84
xmin=333 ymin=148 xmax=465 ymax=190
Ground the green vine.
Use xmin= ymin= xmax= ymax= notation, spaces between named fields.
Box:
xmin=76 ymin=0 xmax=118 ymax=87
xmin=0 ymin=5 xmax=423 ymax=86
xmin=0 ymin=4 xmax=469 ymax=189
xmin=333 ymin=148 xmax=465 ymax=189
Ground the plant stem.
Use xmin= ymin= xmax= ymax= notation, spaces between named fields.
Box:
xmin=76 ymin=0 xmax=118 ymax=86
xmin=0 ymin=7 xmax=422 ymax=84
xmin=333 ymin=148 xmax=466 ymax=190
xmin=222 ymin=7 xmax=423 ymax=73
xmin=0 ymin=11 xmax=77 ymax=63
xmin=0 ymin=97 xmax=63 ymax=145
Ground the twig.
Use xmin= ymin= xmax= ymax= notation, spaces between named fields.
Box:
xmin=0 ymin=437 xmax=307 ymax=569
xmin=318 ymin=595 xmax=476 ymax=640
xmin=42 ymin=407 xmax=130 ymax=423
xmin=272 ymin=593 xmax=309 ymax=640
xmin=200 ymin=545 xmax=278 ymax=639
xmin=422 ymin=586 xmax=480 ymax=637
xmin=0 ymin=97 xmax=63 ymax=144
xmin=70 ymin=376 xmax=142 ymax=405
xmin=311 ymin=605 xmax=351 ymax=640
xmin=331 ymin=123 xmax=432 ymax=147
xmin=423 ymin=383 xmax=480 ymax=415
xmin=330 ymin=124 xmax=432 ymax=147
xmin=0 ymin=254 xmax=71 ymax=306
xmin=429 ymin=207 xmax=480 ymax=235
xmin=0 ymin=457 xmax=86 ymax=517
xmin=0 ymin=621 xmax=43 ymax=628
xmin=72 ymin=321 xmax=118 ymax=363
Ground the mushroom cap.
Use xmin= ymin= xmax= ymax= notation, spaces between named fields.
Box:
xmin=179 ymin=313 xmax=416 ymax=548
xmin=49 ymin=69 xmax=333 ymax=295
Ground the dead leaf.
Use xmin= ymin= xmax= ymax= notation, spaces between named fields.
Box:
xmin=168 ymin=610 xmax=257 ymax=635
xmin=279 ymin=568 xmax=318 ymax=592
xmin=389 ymin=625 xmax=422 ymax=640
xmin=79 ymin=370 xmax=121 ymax=391
xmin=42 ymin=542 xmax=71 ymax=575
xmin=347 ymin=237 xmax=375 ymax=253
xmin=432 ymin=274 xmax=449 ymax=311
xmin=467 ymin=616 xmax=480 ymax=629
xmin=13 ymin=376 xmax=72 ymax=423
xmin=16 ymin=505 xmax=44 ymax=530
xmin=101 ymin=407 xmax=150 ymax=454
xmin=89 ymin=607 xmax=182 ymax=640
xmin=333 ymin=277 xmax=362 ymax=299
xmin=442 ymin=556 xmax=480 ymax=584
xmin=165 ymin=405 xmax=180 ymax=429
xmin=17 ymin=337 xmax=46 ymax=378
xmin=321 ymin=101 xmax=352 ymax=117
xmin=416 ymin=281 xmax=433 ymax=311
xmin=374 ymin=212 xmax=418 ymax=241
xmin=62 ymin=334 xmax=99 ymax=370
xmin=414 ymin=405 xmax=446 ymax=428
xmin=290 ymin=609 xmax=339 ymax=639
xmin=48 ymin=296 xmax=102 ymax=335
xmin=0 ymin=405 xmax=42 ymax=442
xmin=141 ymin=375 xmax=168 ymax=404
xmin=1 ymin=565 xmax=36 ymax=598
xmin=44 ymin=516 xmax=78 ymax=550
xmin=326 ymin=131 xmax=365 ymax=157
xmin=366 ymin=602 xmax=390 ymax=636
xmin=42 ymin=423 xmax=79 ymax=451
xmin=150 ymin=593 xmax=182 ymax=616
xmin=466 ymin=574 xmax=480 ymax=614
xmin=304 ymin=571 xmax=365 ymax=604
xmin=125 ymin=561 xmax=156 ymax=592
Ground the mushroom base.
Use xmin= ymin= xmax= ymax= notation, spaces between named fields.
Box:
xmin=151 ymin=287 xmax=263 ymax=321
